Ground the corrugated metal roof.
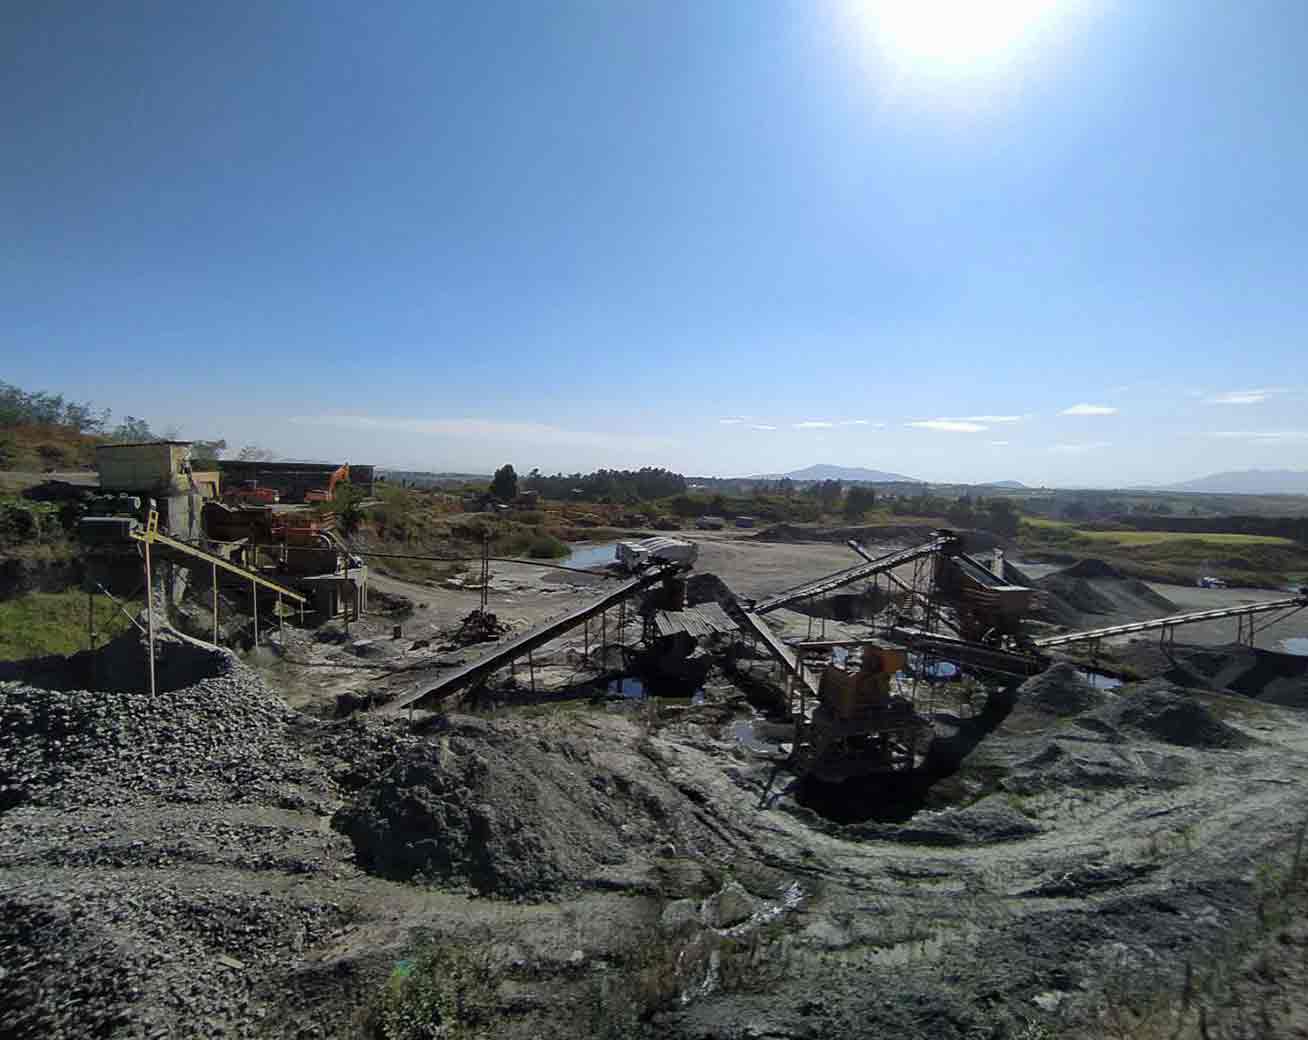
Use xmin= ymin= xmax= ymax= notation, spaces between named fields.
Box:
xmin=653 ymin=601 xmax=737 ymax=639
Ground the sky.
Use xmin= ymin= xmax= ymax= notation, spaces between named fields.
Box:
xmin=3 ymin=1 xmax=1306 ymax=486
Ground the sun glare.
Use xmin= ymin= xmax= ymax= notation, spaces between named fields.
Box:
xmin=846 ymin=0 xmax=1060 ymax=77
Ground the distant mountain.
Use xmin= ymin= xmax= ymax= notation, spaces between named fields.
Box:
xmin=1162 ymin=469 xmax=1308 ymax=495
xmin=980 ymin=480 xmax=1027 ymax=489
xmin=748 ymin=464 xmax=922 ymax=483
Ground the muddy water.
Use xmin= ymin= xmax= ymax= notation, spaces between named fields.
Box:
xmin=564 ymin=542 xmax=619 ymax=569
xmin=605 ymin=675 xmax=705 ymax=703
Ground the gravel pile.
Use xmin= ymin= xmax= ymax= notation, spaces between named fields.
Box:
xmin=1017 ymin=663 xmax=1108 ymax=717
xmin=1091 ymin=680 xmax=1249 ymax=749
xmin=0 ymin=638 xmax=306 ymax=812
xmin=336 ymin=714 xmax=717 ymax=896
xmin=0 ymin=631 xmax=374 ymax=1038
xmin=1162 ymin=643 xmax=1308 ymax=707
xmin=0 ymin=882 xmax=350 ymax=1039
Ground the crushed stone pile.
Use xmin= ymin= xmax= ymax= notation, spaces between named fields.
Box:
xmin=0 ymin=630 xmax=384 ymax=1039
xmin=1017 ymin=662 xmax=1109 ymax=717
xmin=1089 ymin=680 xmax=1250 ymax=749
xmin=1061 ymin=558 xmax=1125 ymax=579
xmin=0 ymin=637 xmax=304 ymax=812
xmin=0 ymin=882 xmax=349 ymax=1039
xmin=975 ymin=674 xmax=1248 ymax=797
xmin=1161 ymin=643 xmax=1308 ymax=708
xmin=336 ymin=714 xmax=723 ymax=896
xmin=1035 ymin=560 xmax=1178 ymax=625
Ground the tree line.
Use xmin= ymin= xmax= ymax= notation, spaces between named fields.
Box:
xmin=0 ymin=380 xmax=268 ymax=466
xmin=517 ymin=466 xmax=688 ymax=504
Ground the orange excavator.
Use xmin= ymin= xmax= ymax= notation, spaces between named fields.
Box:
xmin=304 ymin=463 xmax=349 ymax=504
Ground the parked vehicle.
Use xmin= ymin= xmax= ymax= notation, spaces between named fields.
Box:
xmin=615 ymin=537 xmax=698 ymax=572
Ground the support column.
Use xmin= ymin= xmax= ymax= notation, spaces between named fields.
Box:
xmin=252 ymin=579 xmax=259 ymax=646
xmin=212 ymin=561 xmax=219 ymax=645
xmin=144 ymin=538 xmax=156 ymax=697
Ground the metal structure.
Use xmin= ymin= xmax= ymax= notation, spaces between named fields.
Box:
xmin=751 ymin=535 xmax=953 ymax=616
xmin=128 ymin=509 xmax=307 ymax=695
xmin=386 ymin=565 xmax=681 ymax=713
xmin=1032 ymin=594 xmax=1308 ymax=650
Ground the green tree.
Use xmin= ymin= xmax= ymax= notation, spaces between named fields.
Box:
xmin=112 ymin=416 xmax=155 ymax=442
xmin=844 ymin=485 xmax=877 ymax=519
xmin=984 ymin=499 xmax=1020 ymax=537
xmin=491 ymin=463 xmax=518 ymax=501
xmin=191 ymin=439 xmax=228 ymax=465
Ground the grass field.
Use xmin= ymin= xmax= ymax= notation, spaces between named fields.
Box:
xmin=1020 ymin=517 xmax=1297 ymax=548
xmin=0 ymin=590 xmax=141 ymax=661
xmin=1018 ymin=517 xmax=1308 ymax=586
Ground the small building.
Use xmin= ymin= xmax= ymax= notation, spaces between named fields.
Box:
xmin=94 ymin=441 xmax=218 ymax=540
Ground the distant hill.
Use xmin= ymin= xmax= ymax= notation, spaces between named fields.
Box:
xmin=748 ymin=464 xmax=922 ymax=483
xmin=1163 ymin=469 xmax=1308 ymax=495
xmin=979 ymin=480 xmax=1027 ymax=489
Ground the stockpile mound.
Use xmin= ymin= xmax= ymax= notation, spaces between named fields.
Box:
xmin=1035 ymin=559 xmax=1178 ymax=625
xmin=0 ymin=882 xmax=348 ymax=1038
xmin=335 ymin=715 xmax=719 ymax=896
xmin=1162 ymin=644 xmax=1308 ymax=708
xmin=0 ymin=633 xmax=301 ymax=812
xmin=1089 ymin=680 xmax=1248 ymax=749
xmin=1018 ymin=663 xmax=1109 ymax=717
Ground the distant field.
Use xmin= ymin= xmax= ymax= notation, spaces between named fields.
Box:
xmin=1021 ymin=517 xmax=1297 ymax=548
xmin=0 ymin=590 xmax=140 ymax=660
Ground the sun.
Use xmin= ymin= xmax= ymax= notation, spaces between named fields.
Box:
xmin=844 ymin=0 xmax=1060 ymax=75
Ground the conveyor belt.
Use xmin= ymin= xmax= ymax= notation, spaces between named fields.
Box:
xmin=1033 ymin=595 xmax=1308 ymax=648
xmin=889 ymin=626 xmax=1045 ymax=677
xmin=386 ymin=566 xmax=674 ymax=711
xmin=753 ymin=536 xmax=949 ymax=615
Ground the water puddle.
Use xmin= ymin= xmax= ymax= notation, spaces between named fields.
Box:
xmin=606 ymin=675 xmax=705 ymax=703
xmin=730 ymin=718 xmax=787 ymax=753
xmin=1280 ymin=637 xmax=1308 ymax=657
xmin=908 ymin=654 xmax=960 ymax=681
xmin=564 ymin=542 xmax=619 ymax=569
xmin=608 ymin=676 xmax=646 ymax=698
xmin=1077 ymin=669 xmax=1124 ymax=690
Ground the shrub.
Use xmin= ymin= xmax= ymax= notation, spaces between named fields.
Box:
xmin=368 ymin=942 xmax=498 ymax=1040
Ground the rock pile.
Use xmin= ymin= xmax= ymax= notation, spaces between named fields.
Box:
xmin=0 ymin=637 xmax=302 ymax=812
xmin=335 ymin=714 xmax=721 ymax=896
xmin=1092 ymin=680 xmax=1249 ymax=749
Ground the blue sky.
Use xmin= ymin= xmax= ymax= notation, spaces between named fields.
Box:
xmin=3 ymin=1 xmax=1306 ymax=484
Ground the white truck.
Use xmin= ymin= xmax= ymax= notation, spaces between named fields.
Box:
xmin=615 ymin=536 xmax=699 ymax=573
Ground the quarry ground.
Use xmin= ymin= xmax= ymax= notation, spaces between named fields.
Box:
xmin=5 ymin=529 xmax=1308 ymax=1039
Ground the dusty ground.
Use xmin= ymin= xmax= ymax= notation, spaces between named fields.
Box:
xmin=5 ymin=531 xmax=1308 ymax=1039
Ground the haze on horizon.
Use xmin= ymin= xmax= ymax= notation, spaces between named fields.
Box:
xmin=4 ymin=2 xmax=1306 ymax=487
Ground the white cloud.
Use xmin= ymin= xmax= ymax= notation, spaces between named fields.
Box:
xmin=287 ymin=414 xmax=676 ymax=451
xmin=750 ymin=424 xmax=778 ymax=431
xmin=1208 ymin=430 xmax=1308 ymax=441
xmin=1060 ymin=403 xmax=1118 ymax=416
xmin=840 ymin=419 xmax=871 ymax=426
xmin=1204 ymin=388 xmax=1286 ymax=406
xmin=1049 ymin=441 xmax=1111 ymax=454
xmin=946 ymin=415 xmax=1025 ymax=424
xmin=718 ymin=416 xmax=748 ymax=425
xmin=793 ymin=421 xmax=835 ymax=429
xmin=908 ymin=420 xmax=987 ymax=433
xmin=989 ymin=440 xmax=1010 ymax=446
